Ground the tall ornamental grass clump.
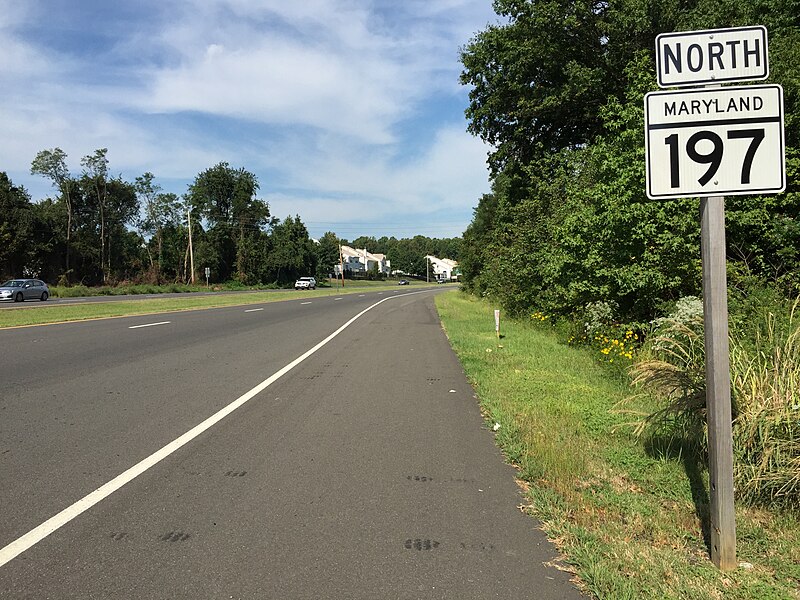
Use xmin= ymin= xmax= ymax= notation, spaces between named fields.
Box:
xmin=626 ymin=298 xmax=707 ymax=447
xmin=730 ymin=303 xmax=800 ymax=508
xmin=629 ymin=297 xmax=800 ymax=509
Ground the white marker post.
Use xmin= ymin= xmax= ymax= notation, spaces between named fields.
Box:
xmin=646 ymin=25 xmax=785 ymax=571
xmin=494 ymin=309 xmax=500 ymax=339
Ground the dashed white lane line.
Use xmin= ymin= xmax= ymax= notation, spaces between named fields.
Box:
xmin=244 ymin=308 xmax=264 ymax=313
xmin=301 ymin=302 xmax=312 ymax=305
xmin=334 ymin=297 xmax=342 ymax=300
xmin=0 ymin=290 xmax=428 ymax=569
xmin=128 ymin=321 xmax=170 ymax=329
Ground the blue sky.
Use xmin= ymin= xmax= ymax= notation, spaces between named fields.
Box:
xmin=1 ymin=0 xmax=499 ymax=240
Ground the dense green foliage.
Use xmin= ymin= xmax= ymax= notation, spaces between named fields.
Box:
xmin=460 ymin=0 xmax=800 ymax=324
xmin=2 ymin=150 xmax=461 ymax=287
xmin=459 ymin=0 xmax=800 ymax=512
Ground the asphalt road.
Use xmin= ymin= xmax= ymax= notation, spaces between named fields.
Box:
xmin=0 ymin=289 xmax=584 ymax=599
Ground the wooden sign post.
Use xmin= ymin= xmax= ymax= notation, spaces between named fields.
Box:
xmin=646 ymin=25 xmax=786 ymax=570
xmin=700 ymin=196 xmax=737 ymax=569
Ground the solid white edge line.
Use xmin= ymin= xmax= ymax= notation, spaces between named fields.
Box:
xmin=128 ymin=321 xmax=171 ymax=329
xmin=0 ymin=289 xmax=430 ymax=568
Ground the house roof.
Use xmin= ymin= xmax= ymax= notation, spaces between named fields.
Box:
xmin=425 ymin=255 xmax=458 ymax=268
xmin=341 ymin=246 xmax=387 ymax=263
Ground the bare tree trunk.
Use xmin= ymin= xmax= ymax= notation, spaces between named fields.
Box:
xmin=156 ymin=228 xmax=163 ymax=283
xmin=100 ymin=203 xmax=106 ymax=284
xmin=238 ymin=224 xmax=246 ymax=281
xmin=65 ymin=207 xmax=71 ymax=283
xmin=95 ymin=179 xmax=107 ymax=284
xmin=183 ymin=243 xmax=190 ymax=284
xmin=64 ymin=179 xmax=72 ymax=283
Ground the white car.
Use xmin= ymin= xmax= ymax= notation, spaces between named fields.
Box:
xmin=294 ymin=277 xmax=316 ymax=290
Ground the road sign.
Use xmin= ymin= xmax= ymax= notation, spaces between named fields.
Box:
xmin=645 ymin=84 xmax=785 ymax=199
xmin=656 ymin=26 xmax=768 ymax=88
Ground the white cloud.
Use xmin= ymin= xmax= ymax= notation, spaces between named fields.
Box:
xmin=1 ymin=0 xmax=496 ymax=238
xmin=143 ymin=38 xmax=406 ymax=143
xmin=264 ymin=124 xmax=490 ymax=237
xmin=133 ymin=0 xmax=465 ymax=144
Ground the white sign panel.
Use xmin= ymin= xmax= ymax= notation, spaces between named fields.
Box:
xmin=645 ymin=85 xmax=785 ymax=199
xmin=656 ymin=26 xmax=768 ymax=88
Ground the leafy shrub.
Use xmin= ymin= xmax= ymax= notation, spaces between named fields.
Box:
xmin=564 ymin=301 xmax=642 ymax=370
xmin=582 ymin=300 xmax=618 ymax=337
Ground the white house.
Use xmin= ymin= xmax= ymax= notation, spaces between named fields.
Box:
xmin=334 ymin=246 xmax=391 ymax=277
xmin=425 ymin=255 xmax=459 ymax=281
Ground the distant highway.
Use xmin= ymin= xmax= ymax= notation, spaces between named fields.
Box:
xmin=0 ymin=283 xmax=451 ymax=309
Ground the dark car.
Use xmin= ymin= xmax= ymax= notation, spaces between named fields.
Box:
xmin=0 ymin=279 xmax=50 ymax=302
xmin=398 ymin=279 xmax=409 ymax=285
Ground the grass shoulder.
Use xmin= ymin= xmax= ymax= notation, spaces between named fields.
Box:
xmin=435 ymin=291 xmax=799 ymax=600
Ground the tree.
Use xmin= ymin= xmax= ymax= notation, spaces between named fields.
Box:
xmin=459 ymin=0 xmax=800 ymax=322
xmin=80 ymin=149 xmax=112 ymax=283
xmin=388 ymin=236 xmax=431 ymax=276
xmin=315 ymin=231 xmax=340 ymax=281
xmin=186 ymin=162 xmax=271 ymax=282
xmin=265 ymin=216 xmax=314 ymax=285
xmin=460 ymin=192 xmax=499 ymax=294
xmin=31 ymin=148 xmax=74 ymax=282
xmin=104 ymin=177 xmax=140 ymax=282
xmin=0 ymin=173 xmax=34 ymax=279
xmin=135 ymin=173 xmax=182 ymax=282
xmin=351 ymin=236 xmax=379 ymax=252
xmin=28 ymin=197 xmax=68 ymax=283
xmin=460 ymin=0 xmax=614 ymax=173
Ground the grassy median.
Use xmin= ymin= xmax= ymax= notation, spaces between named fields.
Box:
xmin=436 ymin=290 xmax=800 ymax=600
xmin=0 ymin=280 xmax=430 ymax=329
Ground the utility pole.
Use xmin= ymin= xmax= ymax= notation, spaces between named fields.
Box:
xmin=187 ymin=208 xmax=195 ymax=284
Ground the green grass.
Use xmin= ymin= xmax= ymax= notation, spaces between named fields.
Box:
xmin=47 ymin=278 xmax=424 ymax=298
xmin=436 ymin=291 xmax=800 ymax=599
xmin=0 ymin=280 xmax=432 ymax=328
